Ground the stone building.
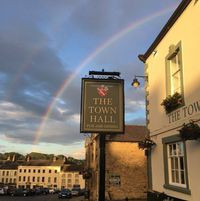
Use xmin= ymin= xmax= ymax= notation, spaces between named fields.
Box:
xmin=138 ymin=0 xmax=200 ymax=200
xmin=85 ymin=125 xmax=148 ymax=201
xmin=59 ymin=164 xmax=85 ymax=190
xmin=0 ymin=155 xmax=21 ymax=188
xmin=0 ymin=155 xmax=85 ymax=190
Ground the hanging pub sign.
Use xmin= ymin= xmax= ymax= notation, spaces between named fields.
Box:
xmin=80 ymin=78 xmax=124 ymax=134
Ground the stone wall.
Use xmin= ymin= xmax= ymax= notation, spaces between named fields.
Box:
xmin=105 ymin=142 xmax=147 ymax=200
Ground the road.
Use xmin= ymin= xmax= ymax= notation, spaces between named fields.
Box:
xmin=0 ymin=194 xmax=85 ymax=201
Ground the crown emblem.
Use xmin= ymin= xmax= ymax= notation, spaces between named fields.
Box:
xmin=97 ymin=85 xmax=108 ymax=97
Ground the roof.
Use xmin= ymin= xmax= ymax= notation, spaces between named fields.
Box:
xmin=0 ymin=161 xmax=21 ymax=170
xmin=61 ymin=165 xmax=84 ymax=172
xmin=106 ymin=125 xmax=148 ymax=142
xmin=0 ymin=159 xmax=66 ymax=169
xmin=138 ymin=0 xmax=192 ymax=63
xmin=19 ymin=159 xmax=65 ymax=167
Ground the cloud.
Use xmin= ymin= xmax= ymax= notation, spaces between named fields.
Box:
xmin=0 ymin=0 xmax=179 ymax=154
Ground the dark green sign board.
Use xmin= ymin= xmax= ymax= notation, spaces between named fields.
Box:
xmin=80 ymin=78 xmax=124 ymax=133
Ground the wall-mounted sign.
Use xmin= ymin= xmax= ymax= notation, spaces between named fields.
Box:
xmin=168 ymin=100 xmax=200 ymax=124
xmin=80 ymin=78 xmax=124 ymax=133
xmin=109 ymin=175 xmax=121 ymax=186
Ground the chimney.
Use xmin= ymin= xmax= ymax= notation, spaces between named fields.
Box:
xmin=26 ymin=155 xmax=31 ymax=162
xmin=53 ymin=155 xmax=57 ymax=162
xmin=12 ymin=154 xmax=16 ymax=162
xmin=63 ymin=156 xmax=67 ymax=163
xmin=7 ymin=155 xmax=11 ymax=161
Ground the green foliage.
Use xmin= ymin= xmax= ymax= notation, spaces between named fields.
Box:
xmin=0 ymin=152 xmax=25 ymax=160
xmin=0 ymin=152 xmax=85 ymax=165
xmin=179 ymin=121 xmax=200 ymax=141
xmin=161 ymin=92 xmax=183 ymax=113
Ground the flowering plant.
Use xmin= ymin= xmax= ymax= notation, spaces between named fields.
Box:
xmin=179 ymin=121 xmax=200 ymax=141
xmin=138 ymin=138 xmax=156 ymax=150
xmin=161 ymin=92 xmax=183 ymax=113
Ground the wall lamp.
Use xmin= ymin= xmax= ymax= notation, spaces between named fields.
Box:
xmin=131 ymin=75 xmax=148 ymax=88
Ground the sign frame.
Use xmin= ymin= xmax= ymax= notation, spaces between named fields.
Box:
xmin=80 ymin=78 xmax=124 ymax=134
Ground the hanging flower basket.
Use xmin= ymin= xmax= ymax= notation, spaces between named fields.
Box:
xmin=82 ymin=169 xmax=92 ymax=179
xmin=179 ymin=121 xmax=200 ymax=141
xmin=161 ymin=92 xmax=183 ymax=114
xmin=138 ymin=138 xmax=156 ymax=150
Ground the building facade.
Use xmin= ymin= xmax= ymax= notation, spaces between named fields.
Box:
xmin=0 ymin=168 xmax=17 ymax=187
xmin=85 ymin=125 xmax=148 ymax=201
xmin=17 ymin=165 xmax=61 ymax=189
xmin=0 ymin=156 xmax=85 ymax=190
xmin=59 ymin=165 xmax=85 ymax=190
xmin=139 ymin=0 xmax=200 ymax=200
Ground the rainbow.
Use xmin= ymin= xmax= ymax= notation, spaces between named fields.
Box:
xmin=33 ymin=4 xmax=178 ymax=146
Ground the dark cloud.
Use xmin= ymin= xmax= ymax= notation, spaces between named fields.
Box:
xmin=0 ymin=0 xmax=180 ymax=152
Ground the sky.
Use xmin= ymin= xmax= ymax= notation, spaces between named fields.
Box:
xmin=0 ymin=0 xmax=181 ymax=159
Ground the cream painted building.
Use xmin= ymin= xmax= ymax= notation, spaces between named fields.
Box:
xmin=138 ymin=0 xmax=200 ymax=200
xmin=0 ymin=168 xmax=17 ymax=187
xmin=85 ymin=125 xmax=148 ymax=201
xmin=17 ymin=164 xmax=61 ymax=189
xmin=0 ymin=156 xmax=85 ymax=190
xmin=59 ymin=165 xmax=85 ymax=190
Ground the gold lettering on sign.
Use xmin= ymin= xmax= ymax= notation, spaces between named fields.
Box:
xmin=88 ymin=97 xmax=117 ymax=124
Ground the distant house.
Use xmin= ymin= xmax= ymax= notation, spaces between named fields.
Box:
xmin=0 ymin=155 xmax=85 ymax=190
xmin=85 ymin=125 xmax=148 ymax=201
xmin=59 ymin=164 xmax=85 ymax=190
xmin=138 ymin=0 xmax=200 ymax=200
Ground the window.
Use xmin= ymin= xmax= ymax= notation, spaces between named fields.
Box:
xmin=14 ymin=171 xmax=17 ymax=176
xmin=19 ymin=169 xmax=22 ymax=173
xmin=24 ymin=169 xmax=26 ymax=173
xmin=28 ymin=169 xmax=31 ymax=173
xmin=6 ymin=171 xmax=9 ymax=176
xmin=6 ymin=178 xmax=8 ymax=183
xmin=166 ymin=42 xmax=184 ymax=96
xmin=48 ymin=177 xmax=51 ymax=183
xmin=75 ymin=179 xmax=79 ymax=184
xmin=43 ymin=170 xmax=45 ymax=173
xmin=38 ymin=169 xmax=40 ymax=173
xmin=75 ymin=174 xmax=79 ymax=178
xmin=42 ymin=177 xmax=45 ymax=182
xmin=55 ymin=170 xmax=57 ymax=173
xmin=168 ymin=142 xmax=186 ymax=186
xmin=10 ymin=178 xmax=12 ymax=183
xmin=27 ymin=176 xmax=30 ymax=182
xmin=23 ymin=176 xmax=26 ymax=182
xmin=19 ymin=176 xmax=21 ymax=182
xmin=68 ymin=174 xmax=72 ymax=178
xmin=33 ymin=169 xmax=36 ymax=173
xmin=49 ymin=170 xmax=51 ymax=173
xmin=2 ymin=171 xmax=5 ymax=176
xmin=67 ymin=179 xmax=71 ymax=183
xmin=13 ymin=178 xmax=16 ymax=183
xmin=162 ymin=135 xmax=190 ymax=194
xmin=54 ymin=177 xmax=57 ymax=183
xmin=2 ymin=178 xmax=4 ymax=183
xmin=37 ymin=177 xmax=40 ymax=182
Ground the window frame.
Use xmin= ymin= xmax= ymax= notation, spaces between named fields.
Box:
xmin=162 ymin=134 xmax=191 ymax=194
xmin=165 ymin=41 xmax=184 ymax=98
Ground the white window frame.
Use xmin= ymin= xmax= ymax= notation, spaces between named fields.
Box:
xmin=165 ymin=42 xmax=184 ymax=97
xmin=167 ymin=142 xmax=186 ymax=188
